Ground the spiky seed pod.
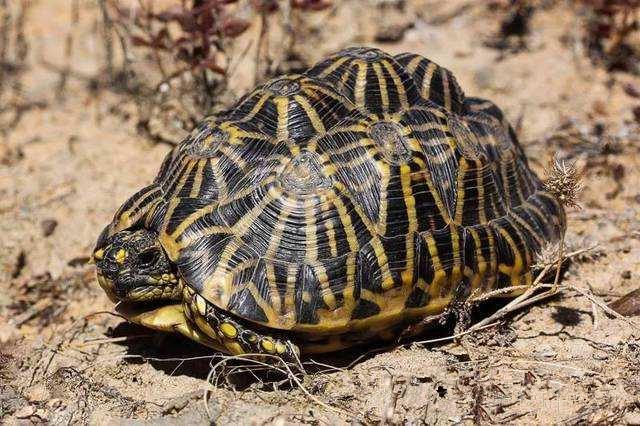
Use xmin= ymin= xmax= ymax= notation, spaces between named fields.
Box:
xmin=544 ymin=158 xmax=583 ymax=209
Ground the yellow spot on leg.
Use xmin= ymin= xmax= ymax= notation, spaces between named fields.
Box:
xmin=275 ymin=341 xmax=287 ymax=355
xmin=261 ymin=338 xmax=275 ymax=353
xmin=219 ymin=322 xmax=238 ymax=339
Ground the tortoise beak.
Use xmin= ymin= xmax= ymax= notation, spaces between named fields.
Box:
xmin=97 ymin=273 xmax=119 ymax=303
xmin=89 ymin=248 xmax=104 ymax=265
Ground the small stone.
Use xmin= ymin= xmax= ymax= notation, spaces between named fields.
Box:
xmin=533 ymin=345 xmax=557 ymax=360
xmin=633 ymin=105 xmax=640 ymax=124
xmin=625 ymin=411 xmax=640 ymax=425
xmin=375 ymin=23 xmax=411 ymax=43
xmin=46 ymin=398 xmax=63 ymax=409
xmin=26 ymin=384 xmax=50 ymax=402
xmin=0 ymin=323 xmax=21 ymax=344
xmin=14 ymin=405 xmax=36 ymax=419
xmin=622 ymin=270 xmax=632 ymax=280
xmin=609 ymin=288 xmax=640 ymax=317
xmin=33 ymin=408 xmax=48 ymax=421
xmin=624 ymin=83 xmax=640 ymax=98
xmin=40 ymin=219 xmax=58 ymax=237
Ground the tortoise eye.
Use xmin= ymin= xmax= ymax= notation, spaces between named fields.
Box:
xmin=138 ymin=250 xmax=159 ymax=267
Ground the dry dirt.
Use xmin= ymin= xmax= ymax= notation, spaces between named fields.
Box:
xmin=2 ymin=0 xmax=640 ymax=424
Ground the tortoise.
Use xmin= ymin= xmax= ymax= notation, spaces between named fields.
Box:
xmin=93 ymin=47 xmax=565 ymax=360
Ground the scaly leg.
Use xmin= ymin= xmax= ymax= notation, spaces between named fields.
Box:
xmin=182 ymin=285 xmax=301 ymax=364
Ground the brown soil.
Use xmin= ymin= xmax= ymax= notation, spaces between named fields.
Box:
xmin=2 ymin=1 xmax=640 ymax=424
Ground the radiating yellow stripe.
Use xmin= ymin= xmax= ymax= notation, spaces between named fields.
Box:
xmin=477 ymin=162 xmax=488 ymax=223
xmin=422 ymin=232 xmax=448 ymax=299
xmin=381 ymin=60 xmax=409 ymax=110
xmin=210 ymin=157 xmax=228 ymax=200
xmin=265 ymin=261 xmax=281 ymax=313
xmin=284 ymin=264 xmax=297 ymax=321
xmin=354 ymin=62 xmax=367 ymax=108
xmin=317 ymin=55 xmax=349 ymax=78
xmin=449 ymin=226 xmax=463 ymax=293
xmin=400 ymin=163 xmax=418 ymax=285
xmin=305 ymin=198 xmax=318 ymax=262
xmin=405 ymin=54 xmax=422 ymax=73
xmin=314 ymin=263 xmax=337 ymax=309
xmin=372 ymin=62 xmax=389 ymax=111
xmin=493 ymin=223 xmax=525 ymax=284
xmin=169 ymin=202 xmax=219 ymax=240
xmin=467 ymin=227 xmax=486 ymax=290
xmin=294 ymin=94 xmax=326 ymax=134
xmin=233 ymin=195 xmax=274 ymax=238
xmin=323 ymin=202 xmax=338 ymax=257
xmin=240 ymin=94 xmax=269 ymax=123
xmin=440 ymin=69 xmax=452 ymax=111
xmin=275 ymin=97 xmax=289 ymax=141
xmin=189 ymin=159 xmax=206 ymax=198
xmin=421 ymin=61 xmax=438 ymax=99
xmin=331 ymin=196 xmax=360 ymax=252
xmin=377 ymin=159 xmax=390 ymax=235
xmin=453 ymin=159 xmax=468 ymax=224
xmin=510 ymin=209 xmax=544 ymax=247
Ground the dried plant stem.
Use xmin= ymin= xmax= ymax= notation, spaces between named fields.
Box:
xmin=98 ymin=0 xmax=114 ymax=80
xmin=0 ymin=0 xmax=10 ymax=96
xmin=204 ymin=354 xmax=359 ymax=422
xmin=254 ymin=9 xmax=269 ymax=84
xmin=552 ymin=229 xmax=566 ymax=292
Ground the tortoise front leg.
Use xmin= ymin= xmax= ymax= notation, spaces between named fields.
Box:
xmin=182 ymin=287 xmax=301 ymax=363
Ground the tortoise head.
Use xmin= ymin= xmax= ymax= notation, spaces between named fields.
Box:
xmin=93 ymin=229 xmax=181 ymax=303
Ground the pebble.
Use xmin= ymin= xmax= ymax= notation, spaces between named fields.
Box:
xmin=625 ymin=411 xmax=640 ymax=425
xmin=40 ymin=219 xmax=58 ymax=237
xmin=14 ymin=405 xmax=36 ymax=419
xmin=533 ymin=345 xmax=557 ymax=360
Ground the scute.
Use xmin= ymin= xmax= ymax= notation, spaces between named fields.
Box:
xmin=307 ymin=47 xmax=423 ymax=113
xmin=223 ymin=74 xmax=354 ymax=143
xmin=279 ymin=150 xmax=333 ymax=195
xmin=100 ymin=47 xmax=566 ymax=340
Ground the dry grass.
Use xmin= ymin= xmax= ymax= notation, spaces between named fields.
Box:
xmin=95 ymin=0 xmax=331 ymax=145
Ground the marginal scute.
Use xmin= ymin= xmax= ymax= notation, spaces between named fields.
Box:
xmin=279 ymin=150 xmax=332 ymax=195
xmin=307 ymin=46 xmax=422 ymax=113
xmin=395 ymin=52 xmax=466 ymax=114
xmin=369 ymin=121 xmax=412 ymax=165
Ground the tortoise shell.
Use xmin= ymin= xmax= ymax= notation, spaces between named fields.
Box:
xmin=98 ymin=47 xmax=565 ymax=338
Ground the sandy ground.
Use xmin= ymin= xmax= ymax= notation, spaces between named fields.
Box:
xmin=1 ymin=0 xmax=640 ymax=424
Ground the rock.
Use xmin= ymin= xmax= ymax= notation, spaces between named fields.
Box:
xmin=14 ymin=405 xmax=36 ymax=419
xmin=40 ymin=219 xmax=58 ymax=237
xmin=625 ymin=411 xmax=640 ymax=425
xmin=533 ymin=345 xmax=557 ymax=360
xmin=26 ymin=383 xmax=51 ymax=402
xmin=0 ymin=323 xmax=21 ymax=344
xmin=375 ymin=23 xmax=412 ymax=43
xmin=609 ymin=288 xmax=640 ymax=317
